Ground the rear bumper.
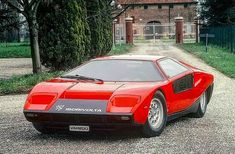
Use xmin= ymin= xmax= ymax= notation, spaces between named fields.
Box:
xmin=24 ymin=111 xmax=140 ymax=127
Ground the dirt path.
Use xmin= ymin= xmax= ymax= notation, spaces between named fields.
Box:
xmin=0 ymin=58 xmax=32 ymax=79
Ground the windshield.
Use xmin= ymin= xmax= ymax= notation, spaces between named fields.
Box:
xmin=63 ymin=60 xmax=163 ymax=82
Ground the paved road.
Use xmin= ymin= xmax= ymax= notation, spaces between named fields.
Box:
xmin=1 ymin=43 xmax=235 ymax=153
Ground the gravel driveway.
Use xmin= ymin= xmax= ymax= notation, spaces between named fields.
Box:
xmin=1 ymin=43 xmax=235 ymax=153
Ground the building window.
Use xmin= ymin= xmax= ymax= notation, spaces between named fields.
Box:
xmin=158 ymin=5 xmax=162 ymax=9
xmin=184 ymin=4 xmax=188 ymax=8
xmin=144 ymin=5 xmax=148 ymax=9
xmin=131 ymin=5 xmax=134 ymax=9
xmin=169 ymin=4 xmax=174 ymax=9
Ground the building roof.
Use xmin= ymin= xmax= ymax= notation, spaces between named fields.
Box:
xmin=118 ymin=0 xmax=197 ymax=4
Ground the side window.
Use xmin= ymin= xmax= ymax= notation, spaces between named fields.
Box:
xmin=173 ymin=74 xmax=194 ymax=93
xmin=158 ymin=59 xmax=188 ymax=78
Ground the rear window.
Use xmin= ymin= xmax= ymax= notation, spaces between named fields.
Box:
xmin=158 ymin=59 xmax=188 ymax=78
xmin=64 ymin=60 xmax=163 ymax=82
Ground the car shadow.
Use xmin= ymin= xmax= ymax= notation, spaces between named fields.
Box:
xmin=27 ymin=116 xmax=195 ymax=141
xmin=166 ymin=115 xmax=194 ymax=127
xmin=31 ymin=128 xmax=144 ymax=141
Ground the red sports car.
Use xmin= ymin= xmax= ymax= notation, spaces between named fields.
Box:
xmin=24 ymin=55 xmax=214 ymax=137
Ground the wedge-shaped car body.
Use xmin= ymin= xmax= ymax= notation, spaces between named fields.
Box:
xmin=24 ymin=55 xmax=214 ymax=137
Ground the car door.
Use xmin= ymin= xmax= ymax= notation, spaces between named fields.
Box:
xmin=158 ymin=58 xmax=195 ymax=113
xmin=169 ymin=73 xmax=194 ymax=112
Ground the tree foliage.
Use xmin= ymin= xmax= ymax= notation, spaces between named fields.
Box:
xmin=38 ymin=0 xmax=113 ymax=70
xmin=87 ymin=0 xmax=112 ymax=57
xmin=0 ymin=3 xmax=20 ymax=42
xmin=200 ymin=0 xmax=235 ymax=26
xmin=0 ymin=6 xmax=18 ymax=31
xmin=0 ymin=0 xmax=43 ymax=73
xmin=38 ymin=0 xmax=91 ymax=70
xmin=98 ymin=0 xmax=113 ymax=55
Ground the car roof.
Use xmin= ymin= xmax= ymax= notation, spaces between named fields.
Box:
xmin=95 ymin=55 xmax=166 ymax=61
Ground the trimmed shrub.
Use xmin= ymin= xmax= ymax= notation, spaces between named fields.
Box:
xmin=86 ymin=0 xmax=113 ymax=57
xmin=38 ymin=0 xmax=91 ymax=70
xmin=38 ymin=0 xmax=113 ymax=70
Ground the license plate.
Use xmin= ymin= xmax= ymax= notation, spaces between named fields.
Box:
xmin=69 ymin=125 xmax=90 ymax=132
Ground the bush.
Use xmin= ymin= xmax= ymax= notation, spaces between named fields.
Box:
xmin=38 ymin=0 xmax=91 ymax=70
xmin=38 ymin=0 xmax=113 ymax=70
xmin=86 ymin=0 xmax=113 ymax=57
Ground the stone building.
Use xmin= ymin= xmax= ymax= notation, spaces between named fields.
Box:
xmin=117 ymin=0 xmax=197 ymax=24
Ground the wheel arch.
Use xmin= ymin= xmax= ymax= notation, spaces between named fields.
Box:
xmin=206 ymin=83 xmax=214 ymax=104
xmin=157 ymin=88 xmax=166 ymax=98
xmin=156 ymin=88 xmax=169 ymax=110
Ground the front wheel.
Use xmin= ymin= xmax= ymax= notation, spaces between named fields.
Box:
xmin=142 ymin=91 xmax=167 ymax=137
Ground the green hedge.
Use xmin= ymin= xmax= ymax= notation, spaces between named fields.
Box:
xmin=38 ymin=0 xmax=112 ymax=70
xmin=86 ymin=0 xmax=112 ymax=57
xmin=38 ymin=0 xmax=91 ymax=70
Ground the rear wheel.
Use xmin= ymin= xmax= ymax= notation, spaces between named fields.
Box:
xmin=32 ymin=123 xmax=54 ymax=134
xmin=192 ymin=92 xmax=207 ymax=118
xmin=142 ymin=91 xmax=167 ymax=137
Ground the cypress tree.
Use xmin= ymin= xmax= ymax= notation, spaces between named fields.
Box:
xmin=38 ymin=0 xmax=91 ymax=70
xmin=86 ymin=0 xmax=103 ymax=57
xmin=99 ymin=0 xmax=113 ymax=55
xmin=86 ymin=0 xmax=113 ymax=57
xmin=38 ymin=0 xmax=113 ymax=70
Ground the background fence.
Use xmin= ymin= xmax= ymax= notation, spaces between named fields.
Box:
xmin=200 ymin=26 xmax=235 ymax=53
xmin=114 ymin=22 xmax=196 ymax=44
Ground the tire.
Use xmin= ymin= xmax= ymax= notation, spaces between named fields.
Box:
xmin=32 ymin=123 xmax=54 ymax=134
xmin=192 ymin=92 xmax=208 ymax=118
xmin=142 ymin=91 xmax=167 ymax=137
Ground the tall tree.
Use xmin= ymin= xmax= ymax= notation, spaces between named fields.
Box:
xmin=100 ymin=0 xmax=113 ymax=55
xmin=0 ymin=0 xmax=44 ymax=73
xmin=199 ymin=0 xmax=235 ymax=26
xmin=38 ymin=0 xmax=91 ymax=70
xmin=0 ymin=2 xmax=21 ymax=42
xmin=0 ymin=4 xmax=16 ymax=31
xmin=86 ymin=0 xmax=135 ymax=57
xmin=87 ymin=0 xmax=113 ymax=57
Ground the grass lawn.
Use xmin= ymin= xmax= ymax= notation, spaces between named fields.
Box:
xmin=108 ymin=44 xmax=133 ymax=55
xmin=0 ymin=43 xmax=133 ymax=95
xmin=0 ymin=71 xmax=63 ymax=95
xmin=0 ymin=42 xmax=31 ymax=58
xmin=179 ymin=43 xmax=235 ymax=78
xmin=0 ymin=43 xmax=133 ymax=58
